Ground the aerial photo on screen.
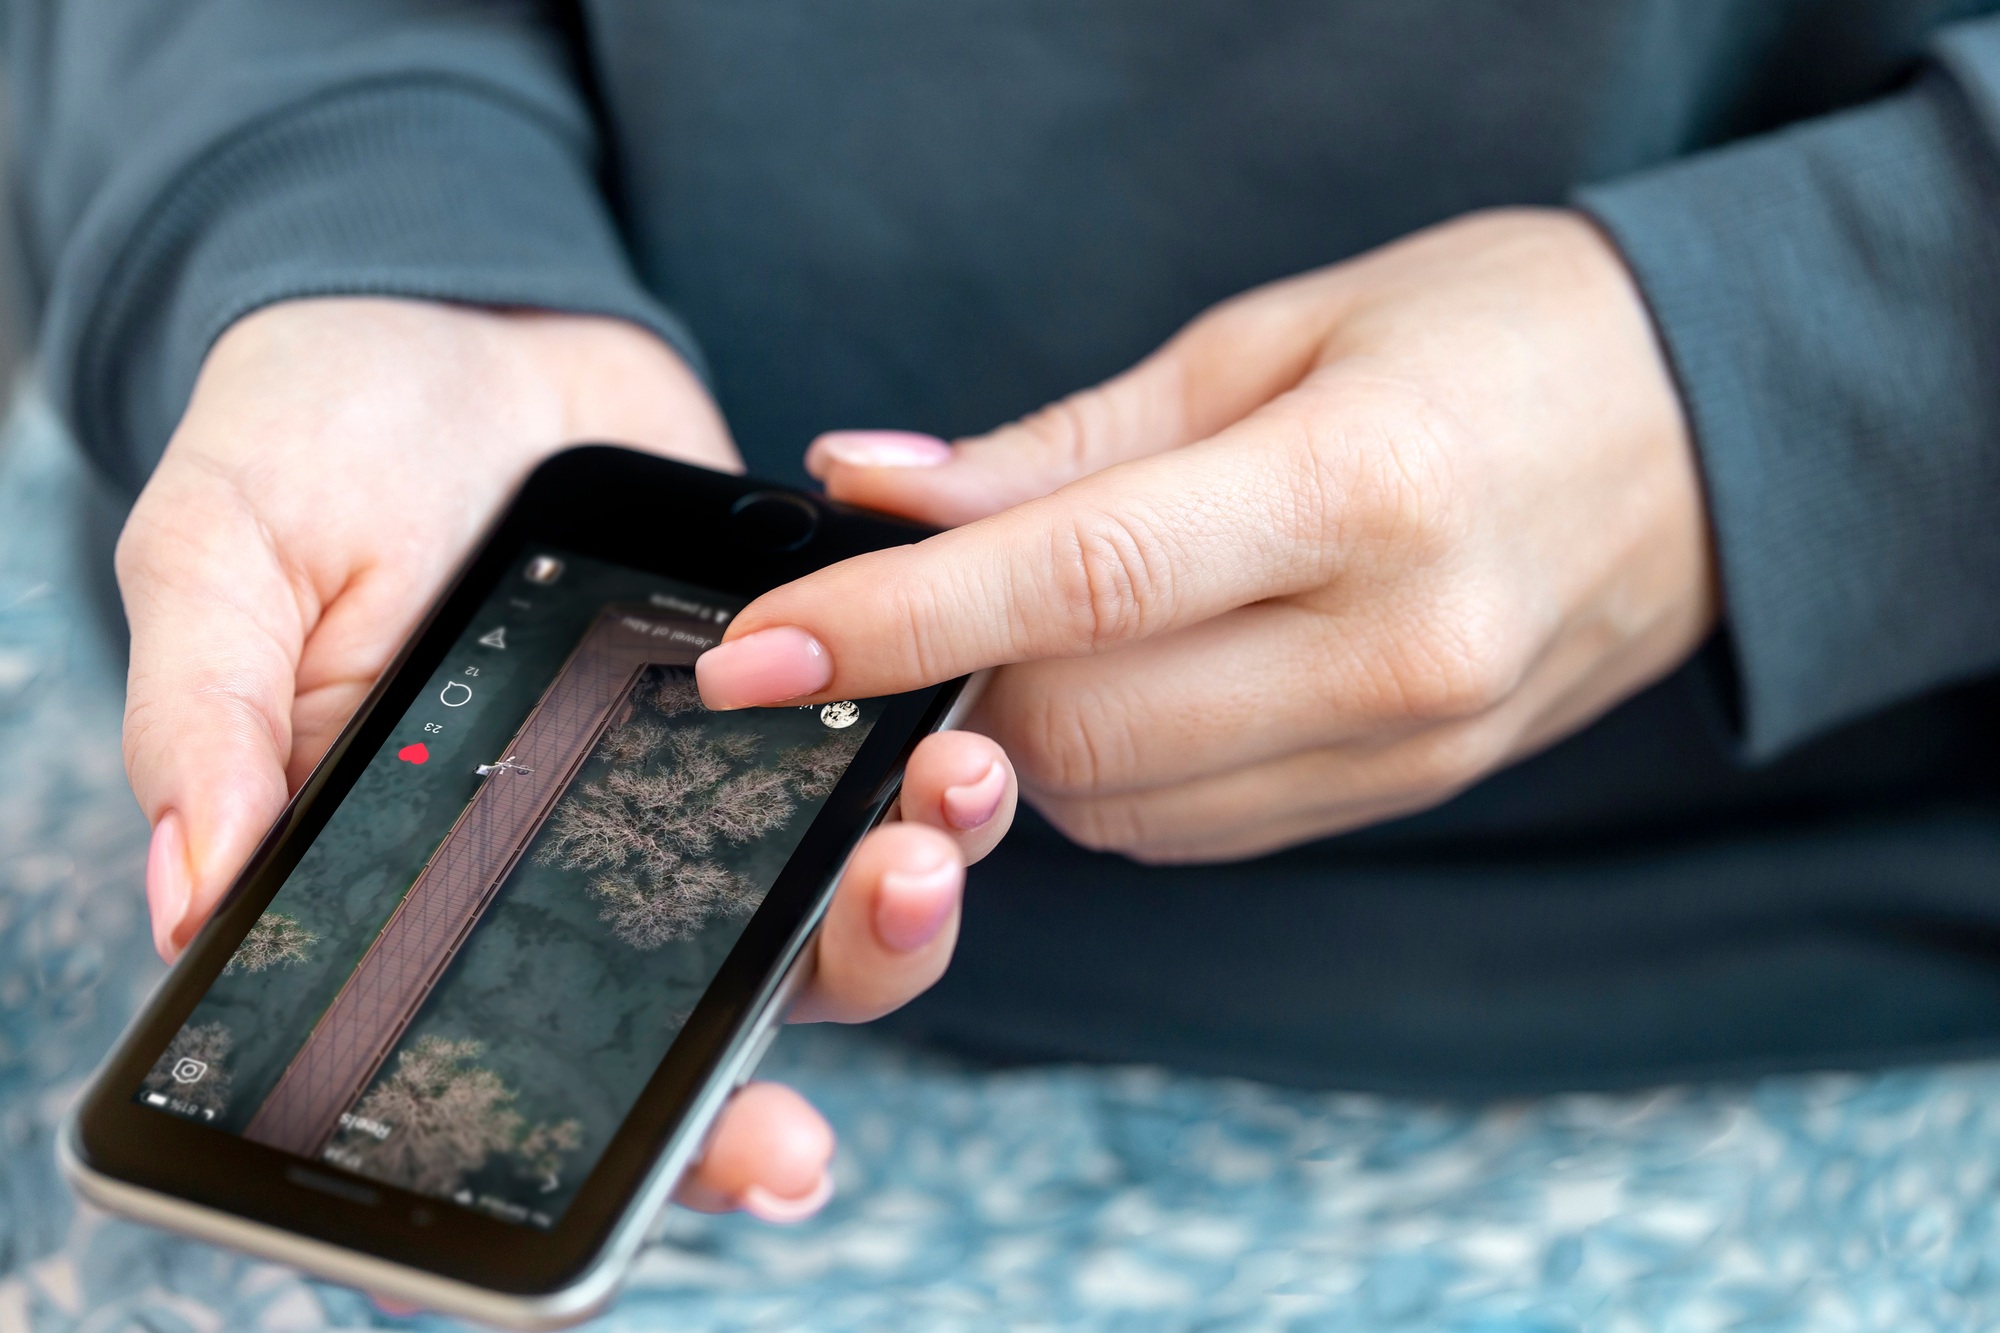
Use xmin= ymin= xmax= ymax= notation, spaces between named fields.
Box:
xmin=138 ymin=552 xmax=878 ymax=1227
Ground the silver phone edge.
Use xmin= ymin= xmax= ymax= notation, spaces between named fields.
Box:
xmin=60 ymin=949 xmax=811 ymax=1330
xmin=935 ymin=668 xmax=988 ymax=734
xmin=58 ymin=669 xmax=985 ymax=1329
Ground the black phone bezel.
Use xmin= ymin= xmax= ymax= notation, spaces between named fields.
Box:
xmin=69 ymin=446 xmax=960 ymax=1294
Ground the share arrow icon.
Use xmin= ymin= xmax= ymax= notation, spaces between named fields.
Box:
xmin=478 ymin=627 xmax=507 ymax=649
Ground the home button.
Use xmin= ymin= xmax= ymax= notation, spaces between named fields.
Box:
xmin=730 ymin=492 xmax=819 ymax=551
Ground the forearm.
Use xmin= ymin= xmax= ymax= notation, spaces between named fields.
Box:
xmin=1578 ymin=17 xmax=2000 ymax=758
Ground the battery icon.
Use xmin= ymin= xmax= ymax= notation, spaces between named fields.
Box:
xmin=144 ymin=1093 xmax=168 ymax=1107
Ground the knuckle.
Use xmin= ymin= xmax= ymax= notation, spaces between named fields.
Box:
xmin=999 ymin=685 xmax=1134 ymax=798
xmin=1387 ymin=599 xmax=1524 ymax=723
xmin=882 ymin=572 xmax=953 ymax=683
xmin=112 ymin=499 xmax=178 ymax=593
xmin=122 ymin=640 xmax=295 ymax=774
xmin=1390 ymin=724 xmax=1512 ymax=801
xmin=1048 ymin=507 xmax=1173 ymax=651
xmin=1330 ymin=383 xmax=1472 ymax=562
xmin=1013 ymin=393 xmax=1095 ymax=474
xmin=1038 ymin=792 xmax=1153 ymax=860
xmin=874 ymin=554 xmax=997 ymax=684
xmin=1376 ymin=464 xmax=1463 ymax=570
xmin=119 ymin=691 xmax=174 ymax=782
xmin=1012 ymin=381 xmax=1139 ymax=476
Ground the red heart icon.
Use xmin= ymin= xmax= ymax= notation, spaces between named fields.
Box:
xmin=398 ymin=742 xmax=430 ymax=765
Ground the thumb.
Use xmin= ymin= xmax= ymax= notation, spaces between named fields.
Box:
xmin=118 ymin=476 xmax=306 ymax=962
xmin=803 ymin=271 xmax=1340 ymax=526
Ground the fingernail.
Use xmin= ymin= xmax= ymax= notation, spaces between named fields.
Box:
xmin=740 ymin=1172 xmax=836 ymax=1225
xmin=807 ymin=431 xmax=952 ymax=477
xmin=941 ymin=759 xmax=1007 ymax=831
xmin=874 ymin=856 xmax=959 ymax=952
xmin=148 ymin=811 xmax=192 ymax=963
xmin=696 ymin=627 xmax=832 ymax=709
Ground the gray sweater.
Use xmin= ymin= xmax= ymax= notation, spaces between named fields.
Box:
xmin=17 ymin=0 xmax=2000 ymax=1091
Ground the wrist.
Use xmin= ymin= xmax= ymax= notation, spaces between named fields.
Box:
xmin=185 ymin=296 xmax=738 ymax=478
xmin=503 ymin=308 xmax=739 ymax=474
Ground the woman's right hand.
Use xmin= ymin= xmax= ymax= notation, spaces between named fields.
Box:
xmin=116 ymin=296 xmax=1017 ymax=1225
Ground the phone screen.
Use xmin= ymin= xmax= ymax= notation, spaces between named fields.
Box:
xmin=130 ymin=550 xmax=878 ymax=1229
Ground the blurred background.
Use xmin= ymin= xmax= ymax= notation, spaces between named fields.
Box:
xmin=0 ymin=45 xmax=30 ymax=385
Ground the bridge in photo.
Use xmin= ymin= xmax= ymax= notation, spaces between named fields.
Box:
xmin=243 ymin=605 xmax=718 ymax=1161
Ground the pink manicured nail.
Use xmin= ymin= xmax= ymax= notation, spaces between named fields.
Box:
xmin=807 ymin=431 xmax=952 ymax=476
xmin=148 ymin=811 xmax=192 ymax=963
xmin=941 ymin=760 xmax=1007 ymax=831
xmin=740 ymin=1172 xmax=836 ymax=1225
xmin=696 ymin=627 xmax=833 ymax=709
xmin=874 ymin=857 xmax=959 ymax=952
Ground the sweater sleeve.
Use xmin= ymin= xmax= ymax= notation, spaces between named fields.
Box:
xmin=10 ymin=0 xmax=701 ymax=492
xmin=1577 ymin=19 xmax=2000 ymax=761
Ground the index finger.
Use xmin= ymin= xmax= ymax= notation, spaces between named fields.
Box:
xmin=697 ymin=401 xmax=1347 ymax=707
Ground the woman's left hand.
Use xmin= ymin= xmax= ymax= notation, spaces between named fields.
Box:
xmin=697 ymin=208 xmax=1716 ymax=862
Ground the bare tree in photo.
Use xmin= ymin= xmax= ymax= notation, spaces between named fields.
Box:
xmin=535 ymin=675 xmax=867 ymax=949
xmin=143 ymin=1021 xmax=235 ymax=1116
xmin=597 ymin=717 xmax=665 ymax=768
xmin=516 ymin=1118 xmax=586 ymax=1194
xmin=333 ymin=1036 xmax=581 ymax=1200
xmin=591 ymin=857 xmax=764 ymax=950
xmin=779 ymin=732 xmax=863 ymax=799
xmin=647 ymin=670 xmax=707 ymax=718
xmin=223 ymin=910 xmax=318 ymax=975
xmin=702 ymin=766 xmax=798 ymax=842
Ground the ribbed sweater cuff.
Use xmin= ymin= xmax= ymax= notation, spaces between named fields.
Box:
xmin=1579 ymin=59 xmax=2000 ymax=760
xmin=57 ymin=79 xmax=701 ymax=489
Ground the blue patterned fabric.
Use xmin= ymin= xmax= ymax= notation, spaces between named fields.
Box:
xmin=0 ymin=397 xmax=1995 ymax=1330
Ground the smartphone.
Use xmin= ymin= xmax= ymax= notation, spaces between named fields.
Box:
xmin=61 ymin=446 xmax=974 ymax=1328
